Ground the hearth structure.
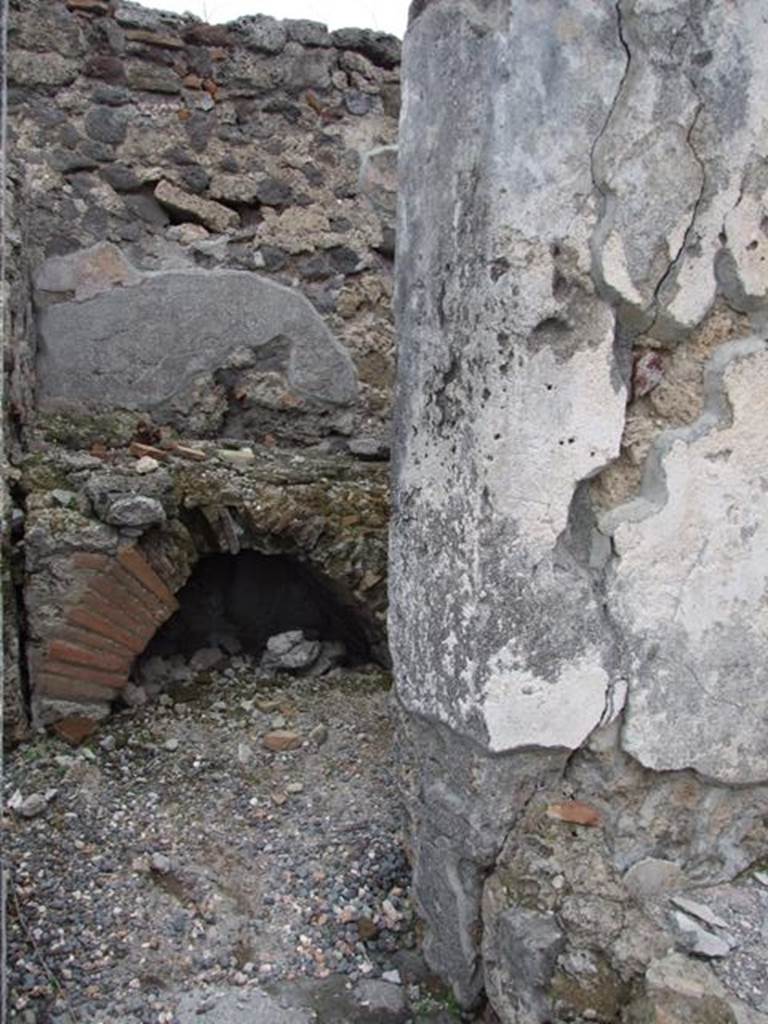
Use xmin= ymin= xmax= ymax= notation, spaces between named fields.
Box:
xmin=18 ymin=441 xmax=389 ymax=725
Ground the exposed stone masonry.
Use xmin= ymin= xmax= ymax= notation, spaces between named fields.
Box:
xmin=5 ymin=0 xmax=399 ymax=444
xmin=20 ymin=439 xmax=388 ymax=724
xmin=2 ymin=0 xmax=398 ymax=738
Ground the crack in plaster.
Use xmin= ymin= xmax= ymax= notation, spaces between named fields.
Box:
xmin=647 ymin=103 xmax=707 ymax=335
xmin=588 ymin=0 xmax=631 ymax=209
xmin=557 ymin=483 xmax=629 ymax=741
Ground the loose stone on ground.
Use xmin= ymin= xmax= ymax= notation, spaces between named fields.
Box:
xmin=4 ymin=659 xmax=465 ymax=1023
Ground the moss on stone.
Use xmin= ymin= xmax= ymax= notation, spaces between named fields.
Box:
xmin=624 ymin=993 xmax=737 ymax=1024
xmin=550 ymin=955 xmax=630 ymax=1022
xmin=20 ymin=453 xmax=72 ymax=492
xmin=36 ymin=409 xmax=143 ymax=449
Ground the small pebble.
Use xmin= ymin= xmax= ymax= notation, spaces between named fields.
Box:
xmin=14 ymin=793 xmax=48 ymax=819
xmin=135 ymin=455 xmax=160 ymax=474
xmin=309 ymin=723 xmax=329 ymax=746
xmin=150 ymin=853 xmax=172 ymax=874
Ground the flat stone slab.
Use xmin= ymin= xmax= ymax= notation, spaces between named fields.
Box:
xmin=173 ymin=987 xmax=312 ymax=1024
xmin=35 ymin=246 xmax=358 ymax=414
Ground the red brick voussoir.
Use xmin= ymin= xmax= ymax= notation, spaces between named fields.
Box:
xmin=37 ymin=545 xmax=179 ymax=709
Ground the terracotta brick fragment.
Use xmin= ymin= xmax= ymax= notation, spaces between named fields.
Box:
xmin=183 ymin=25 xmax=233 ymax=47
xmin=129 ymin=441 xmax=169 ymax=461
xmin=546 ymin=801 xmax=602 ymax=828
xmin=86 ymin=577 xmax=163 ymax=629
xmin=48 ymin=639 xmax=133 ymax=674
xmin=125 ymin=29 xmax=185 ymax=49
xmin=52 ymin=716 xmax=100 ymax=747
xmin=168 ymin=443 xmax=207 ymax=462
xmin=73 ymin=553 xmax=173 ymax=621
xmin=110 ymin=564 xmax=173 ymax=619
xmin=67 ymin=608 xmax=147 ymax=653
xmin=67 ymin=0 xmax=109 ymax=11
xmin=59 ymin=626 xmax=133 ymax=657
xmin=117 ymin=547 xmax=178 ymax=608
xmin=263 ymin=730 xmax=303 ymax=752
xmin=79 ymin=588 xmax=155 ymax=637
xmin=72 ymin=552 xmax=111 ymax=573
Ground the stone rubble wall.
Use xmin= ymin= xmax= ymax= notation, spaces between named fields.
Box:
xmin=2 ymin=0 xmax=399 ymax=739
xmin=392 ymin=0 xmax=768 ymax=1021
xmin=2 ymin=8 xmax=35 ymax=745
xmin=6 ymin=0 xmax=399 ymax=445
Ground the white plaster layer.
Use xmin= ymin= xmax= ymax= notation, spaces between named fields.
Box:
xmin=605 ymin=341 xmax=768 ymax=784
xmin=483 ymin=651 xmax=610 ymax=753
xmin=391 ymin=0 xmax=627 ymax=751
xmin=722 ymin=190 xmax=768 ymax=308
xmin=593 ymin=1 xmax=768 ymax=337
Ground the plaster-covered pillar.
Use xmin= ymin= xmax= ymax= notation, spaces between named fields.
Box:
xmin=392 ymin=1 xmax=768 ymax=1019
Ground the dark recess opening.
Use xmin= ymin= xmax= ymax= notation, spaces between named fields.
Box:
xmin=141 ymin=551 xmax=376 ymax=665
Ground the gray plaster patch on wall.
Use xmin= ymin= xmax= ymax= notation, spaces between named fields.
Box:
xmin=601 ymin=338 xmax=768 ymax=785
xmin=34 ymin=245 xmax=358 ymax=414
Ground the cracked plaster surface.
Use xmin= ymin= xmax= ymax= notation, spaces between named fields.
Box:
xmin=392 ymin=0 xmax=628 ymax=752
xmin=389 ymin=3 xmax=768 ymax=1017
xmin=394 ymin=0 xmax=768 ymax=767
xmin=601 ymin=339 xmax=768 ymax=784
xmin=594 ymin=0 xmax=768 ymax=340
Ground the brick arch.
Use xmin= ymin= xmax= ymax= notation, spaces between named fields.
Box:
xmin=36 ymin=546 xmax=179 ymax=710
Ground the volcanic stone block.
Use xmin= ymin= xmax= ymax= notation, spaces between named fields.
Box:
xmin=35 ymin=249 xmax=358 ymax=415
xmin=154 ymin=180 xmax=239 ymax=233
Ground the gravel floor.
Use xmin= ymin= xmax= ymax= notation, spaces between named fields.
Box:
xmin=4 ymin=661 xmax=478 ymax=1024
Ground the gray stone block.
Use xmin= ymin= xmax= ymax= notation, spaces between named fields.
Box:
xmin=84 ymin=106 xmax=128 ymax=145
xmin=231 ymin=14 xmax=287 ymax=55
xmin=102 ymin=495 xmax=166 ymax=528
xmin=35 ymin=258 xmax=358 ymax=416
